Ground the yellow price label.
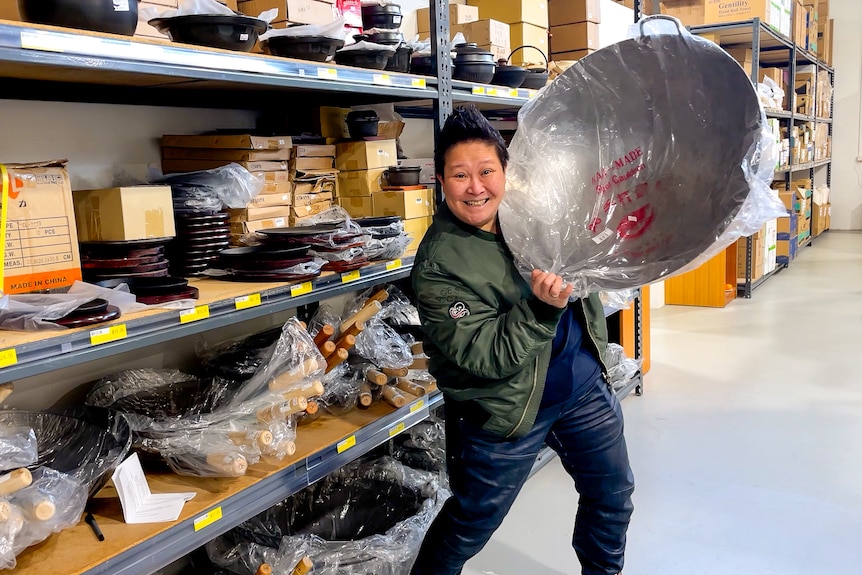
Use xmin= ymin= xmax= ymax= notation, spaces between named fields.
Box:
xmin=193 ymin=507 xmax=222 ymax=532
xmin=508 ymin=88 xmax=519 ymax=97
xmin=90 ymin=324 xmax=127 ymax=346
xmin=234 ymin=293 xmax=261 ymax=310
xmin=0 ymin=349 xmax=17 ymax=368
xmin=389 ymin=422 xmax=406 ymax=437
xmin=411 ymin=78 xmax=427 ymax=88
xmin=290 ymin=281 xmax=313 ymax=297
xmin=410 ymin=400 xmax=425 ymax=413
xmin=336 ymin=435 xmax=356 ymax=453
xmin=341 ymin=270 xmax=361 ymax=284
xmin=385 ymin=259 xmax=403 ymax=271
xmin=486 ymin=87 xmax=498 ymax=96
xmin=471 ymin=86 xmax=485 ymax=95
xmin=317 ymin=67 xmax=338 ymax=80
xmin=373 ymin=73 xmax=392 ymax=85
xmin=180 ymin=305 xmax=210 ymax=324
xmin=527 ymin=89 xmax=538 ymax=98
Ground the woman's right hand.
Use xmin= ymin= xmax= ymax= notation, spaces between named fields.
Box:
xmin=531 ymin=270 xmax=574 ymax=309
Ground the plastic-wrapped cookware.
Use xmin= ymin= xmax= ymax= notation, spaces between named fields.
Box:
xmin=17 ymin=0 xmax=138 ymax=35
xmin=385 ymin=44 xmax=413 ymax=73
xmin=361 ymin=3 xmax=402 ymax=30
xmin=335 ymin=48 xmax=392 ymax=70
xmin=148 ymin=15 xmax=268 ymax=52
xmin=262 ymin=35 xmax=344 ymax=62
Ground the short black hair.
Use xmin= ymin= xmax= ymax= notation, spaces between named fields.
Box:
xmin=434 ymin=105 xmax=509 ymax=177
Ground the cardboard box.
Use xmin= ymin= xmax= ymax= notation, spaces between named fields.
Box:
xmin=403 ymin=216 xmax=434 ymax=252
xmin=705 ymin=0 xmax=781 ymax=28
xmin=292 ymin=200 xmax=333 ymax=220
xmin=336 ymin=140 xmax=398 ymax=171
xmin=776 ymin=237 xmax=796 ymax=264
xmin=373 ymin=188 xmax=435 ymax=219
xmin=763 ymin=218 xmax=777 ymax=273
xmin=510 ymin=23 xmax=548 ymax=65
xmin=293 ymin=169 xmax=337 ymax=195
xmin=73 ymin=185 xmax=174 ymax=244
xmin=238 ymin=0 xmax=335 ymax=24
xmin=231 ymin=217 xmax=290 ymax=234
xmin=793 ymin=0 xmax=806 ymax=45
xmin=397 ymin=159 xmax=436 ymax=184
xmin=417 ymin=4 xmax=479 ymax=33
xmin=776 ymin=212 xmax=797 ymax=239
xmin=248 ymin=192 xmax=293 ymax=208
xmin=161 ymin=159 xmax=288 ymax=174
xmin=161 ymin=134 xmax=292 ymax=150
xmin=290 ymin=156 xmax=335 ymax=171
xmin=337 ymin=168 xmax=387 ymax=197
xmin=293 ymin=144 xmax=336 ymax=157
xmin=337 ymin=196 xmax=375 ymax=218
xmin=1 ymin=161 xmax=83 ymax=294
xmin=660 ymin=0 xmax=705 ymax=26
xmin=161 ymin=147 xmax=292 ymax=162
xmin=817 ymin=18 xmax=832 ymax=65
xmin=549 ymin=0 xmax=601 ymax=25
xmin=455 ymin=19 xmax=511 ymax=47
xmin=477 ymin=43 xmax=511 ymax=61
xmin=255 ymin=171 xmax=292 ymax=184
xmin=736 ymin=235 xmax=764 ymax=281
xmin=294 ymin=191 xmax=333 ymax=206
xmin=229 ymin=205 xmax=294 ymax=221
xmin=550 ymin=22 xmax=600 ymax=53
xmin=817 ymin=0 xmax=827 ymax=18
xmin=468 ymin=0 xmax=549 ymax=28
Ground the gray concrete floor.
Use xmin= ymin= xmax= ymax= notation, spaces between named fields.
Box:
xmin=463 ymin=231 xmax=862 ymax=575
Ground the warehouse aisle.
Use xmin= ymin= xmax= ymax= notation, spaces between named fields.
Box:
xmin=462 ymin=231 xmax=862 ymax=575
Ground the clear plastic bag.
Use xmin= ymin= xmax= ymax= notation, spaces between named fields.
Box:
xmin=363 ymin=234 xmax=411 ymax=262
xmin=155 ymin=163 xmax=264 ymax=209
xmin=758 ymin=76 xmax=785 ymax=110
xmin=142 ymin=0 xmax=277 ymax=23
xmin=354 ymin=318 xmax=413 ymax=369
xmin=379 ymin=286 xmax=420 ymax=327
xmin=0 ymin=428 xmax=37 ymax=472
xmin=308 ymin=304 xmax=342 ymax=340
xmin=498 ymin=16 xmax=787 ymax=298
xmin=260 ymin=16 xmax=348 ymax=42
xmin=0 ymin=294 xmax=100 ymax=331
xmin=604 ymin=343 xmax=642 ymax=390
xmin=310 ymin=246 xmax=366 ymax=262
xmin=599 ymin=289 xmax=636 ymax=312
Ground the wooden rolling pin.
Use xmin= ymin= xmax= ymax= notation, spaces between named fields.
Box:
xmin=410 ymin=356 xmax=429 ymax=370
xmin=382 ymin=366 xmax=408 ymax=378
xmin=410 ymin=341 xmax=424 ymax=355
xmin=413 ymin=377 xmax=438 ymax=393
xmin=380 ymin=385 xmax=407 ymax=408
xmin=304 ymin=400 xmax=320 ymax=416
xmin=366 ymin=368 xmax=387 ymax=386
xmin=268 ymin=357 xmax=320 ymax=392
xmin=0 ymin=468 xmax=31 ymax=496
xmin=26 ymin=499 xmax=56 ymax=521
xmin=290 ymin=556 xmax=313 ymax=575
xmin=228 ymin=430 xmax=274 ymax=449
xmin=264 ymin=440 xmax=296 ymax=458
xmin=282 ymin=380 xmax=325 ymax=402
xmin=256 ymin=564 xmax=273 ymax=575
xmin=395 ymin=377 xmax=426 ymax=397
xmin=257 ymin=396 xmax=308 ymax=423
xmin=358 ymin=382 xmax=373 ymax=408
xmin=0 ymin=383 xmax=13 ymax=403
xmin=206 ymin=453 xmax=248 ymax=476
xmin=334 ymin=333 xmax=356 ymax=352
xmin=0 ymin=502 xmax=23 ymax=535
xmin=325 ymin=348 xmax=349 ymax=373
xmin=339 ymin=300 xmax=381 ymax=335
xmin=344 ymin=320 xmax=365 ymax=339
xmin=319 ymin=341 xmax=336 ymax=358
xmin=313 ymin=324 xmax=335 ymax=347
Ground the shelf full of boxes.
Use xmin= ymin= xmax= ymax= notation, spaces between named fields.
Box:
xmin=659 ymin=0 xmax=834 ymax=300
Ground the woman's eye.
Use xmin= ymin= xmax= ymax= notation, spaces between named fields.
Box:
xmin=482 ymin=169 xmax=493 ymax=176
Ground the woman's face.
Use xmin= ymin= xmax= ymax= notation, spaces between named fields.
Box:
xmin=439 ymin=140 xmax=506 ymax=233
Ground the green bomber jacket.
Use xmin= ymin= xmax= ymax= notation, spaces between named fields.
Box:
xmin=411 ymin=204 xmax=609 ymax=439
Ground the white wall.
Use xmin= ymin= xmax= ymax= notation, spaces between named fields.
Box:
xmin=829 ymin=0 xmax=862 ymax=230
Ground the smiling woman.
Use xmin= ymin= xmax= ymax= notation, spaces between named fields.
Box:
xmin=438 ymin=141 xmax=506 ymax=233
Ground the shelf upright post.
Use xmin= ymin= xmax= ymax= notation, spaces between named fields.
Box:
xmin=430 ymin=0 xmax=452 ymax=206
xmin=633 ymin=288 xmax=644 ymax=395
xmin=741 ymin=19 xmax=763 ymax=298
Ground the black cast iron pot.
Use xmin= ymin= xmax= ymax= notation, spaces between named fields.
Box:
xmin=361 ymin=3 xmax=402 ymax=30
xmin=18 ymin=0 xmax=139 ymax=35
xmin=385 ymin=165 xmax=421 ymax=187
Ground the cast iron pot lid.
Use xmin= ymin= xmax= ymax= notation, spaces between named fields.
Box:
xmin=257 ymin=224 xmax=341 ymax=237
xmin=354 ymin=216 xmax=401 ymax=228
xmin=149 ymin=14 xmax=268 ymax=33
xmin=498 ymin=17 xmax=765 ymax=293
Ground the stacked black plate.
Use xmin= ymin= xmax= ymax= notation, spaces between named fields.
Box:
xmin=213 ymin=244 xmax=318 ymax=282
xmin=169 ymin=212 xmax=231 ymax=277
xmin=80 ymin=239 xmax=172 ymax=282
xmin=95 ymin=277 xmax=200 ymax=305
xmin=49 ymin=297 xmax=121 ymax=328
xmin=257 ymin=225 xmax=369 ymax=273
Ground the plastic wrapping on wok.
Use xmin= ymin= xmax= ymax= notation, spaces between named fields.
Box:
xmin=318 ymin=368 xmax=360 ymax=416
xmin=599 ymin=289 xmax=636 ymax=312
xmin=498 ymin=16 xmax=786 ymax=297
xmin=388 ymin=417 xmax=445 ymax=475
xmin=355 ymin=318 xmax=413 ymax=369
xmin=605 ymin=343 xmax=642 ymax=390
xmin=206 ymin=457 xmax=448 ymax=575
xmin=156 ymin=163 xmax=264 ymax=209
xmin=0 ymin=467 xmax=88 ymax=571
xmin=363 ymin=234 xmax=411 ymax=262
xmin=199 ymin=327 xmax=283 ymax=382
xmin=0 ymin=428 xmax=37 ymax=472
xmin=0 ymin=294 xmax=102 ymax=331
xmin=142 ymin=0 xmax=277 ymax=26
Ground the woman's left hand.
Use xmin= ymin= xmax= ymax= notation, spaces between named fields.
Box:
xmin=531 ymin=270 xmax=573 ymax=308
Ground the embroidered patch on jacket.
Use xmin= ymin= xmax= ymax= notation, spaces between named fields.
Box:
xmin=448 ymin=301 xmax=470 ymax=319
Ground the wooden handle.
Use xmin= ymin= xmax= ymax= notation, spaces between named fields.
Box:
xmin=0 ymin=383 xmax=13 ymax=404
xmin=256 ymin=564 xmax=273 ymax=575
xmin=320 ymin=341 xmax=336 ymax=357
xmin=257 ymin=396 xmax=308 ymax=423
xmin=410 ymin=356 xmax=429 ymax=370
xmin=365 ymin=368 xmax=387 ymax=386
xmin=0 ymin=503 xmax=23 ymax=535
xmin=344 ymin=320 xmax=366 ymax=339
xmin=29 ymin=499 xmax=55 ymax=521
xmin=282 ymin=380 xmax=325 ymax=402
xmin=206 ymin=453 xmax=248 ymax=475
xmin=297 ymin=321 xmax=307 ymax=331
xmin=313 ymin=324 xmax=335 ymax=347
xmin=382 ymin=366 xmax=408 ymax=378
xmin=410 ymin=341 xmax=424 ymax=354
xmin=358 ymin=382 xmax=373 ymax=408
xmin=339 ymin=300 xmax=381 ymax=335
xmin=334 ymin=333 xmax=356 ymax=352
xmin=0 ymin=468 xmax=32 ymax=496
xmin=305 ymin=400 xmax=320 ymax=415
xmin=325 ymin=348 xmax=349 ymax=373
xmin=228 ymin=430 xmax=274 ymax=449
xmin=290 ymin=556 xmax=313 ymax=575
xmin=380 ymin=385 xmax=407 ymax=408
xmin=267 ymin=357 xmax=320 ymax=392
xmin=364 ymin=289 xmax=389 ymax=307
xmin=395 ymin=377 xmax=426 ymax=397
xmin=412 ymin=377 xmax=438 ymax=393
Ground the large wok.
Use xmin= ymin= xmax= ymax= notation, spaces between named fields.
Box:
xmin=499 ymin=16 xmax=782 ymax=295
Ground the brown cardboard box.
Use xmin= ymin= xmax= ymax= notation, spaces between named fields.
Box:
xmin=248 ymin=192 xmax=293 ymax=208
xmin=403 ymin=216 xmax=434 ymax=252
xmin=550 ymin=22 xmax=599 ymax=53
xmin=337 ymin=196 xmax=374 ymax=218
xmin=231 ymin=216 xmax=290 ymax=234
xmin=510 ymin=23 xmax=548 ymax=65
xmin=336 ymin=140 xmax=398 ymax=171
xmin=551 ymin=49 xmax=597 ymax=61
xmin=161 ymin=147 xmax=292 ymax=162
xmin=468 ymin=0 xmax=549 ymax=28
xmin=736 ymin=235 xmax=764 ymax=281
xmin=417 ymin=4 xmax=479 ymax=33
xmin=161 ymin=159 xmax=288 ymax=173
xmin=162 ymin=134 xmax=292 ymax=150
xmin=238 ymin=0 xmax=335 ymax=24
xmin=254 ymin=171 xmax=292 ymax=184
xmin=292 ymin=200 xmax=333 ymax=220
xmin=817 ymin=0 xmax=827 ymax=18
xmin=373 ymin=188 xmax=435 ymax=219
xmin=817 ymin=18 xmax=832 ymax=65
xmin=793 ymin=0 xmax=806 ymax=44
xmin=1 ymin=161 xmax=83 ymax=294
xmin=0 ymin=0 xmax=21 ymax=20
xmin=290 ymin=156 xmax=334 ymax=171
xmin=293 ymin=144 xmax=336 ymax=157
xmin=337 ymin=168 xmax=387 ymax=197
xmin=229 ymin=205 xmax=293 ymax=222
xmin=659 ymin=0 xmax=705 ymax=26
xmin=455 ymin=19 xmax=511 ymax=47
xmin=73 ymin=185 xmax=174 ymax=243
xmin=549 ymin=0 xmax=601 ymax=25
xmin=478 ymin=43 xmax=511 ymax=61
xmin=293 ymin=169 xmax=337 ymax=195
xmin=294 ymin=191 xmax=333 ymax=206
xmin=705 ymin=0 xmax=777 ymax=25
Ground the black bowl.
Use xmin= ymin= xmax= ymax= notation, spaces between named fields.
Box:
xmin=347 ymin=111 xmax=380 ymax=139
xmin=18 ymin=0 xmax=138 ymax=35
xmin=385 ymin=165 xmax=421 ymax=187
xmin=366 ymin=31 xmax=404 ymax=46
xmin=335 ymin=49 xmax=392 ymax=70
xmin=263 ymin=35 xmax=344 ymax=62
xmin=361 ymin=3 xmax=402 ymax=30
xmin=385 ymin=44 xmax=413 ymax=73
xmin=411 ymin=55 xmax=434 ymax=76
xmin=492 ymin=65 xmax=527 ymax=88
xmin=149 ymin=15 xmax=268 ymax=52
xmin=521 ymin=68 xmax=550 ymax=89
xmin=453 ymin=62 xmax=496 ymax=84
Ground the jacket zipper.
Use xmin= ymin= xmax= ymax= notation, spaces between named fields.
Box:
xmin=507 ymin=356 xmax=540 ymax=438
xmin=580 ymin=301 xmax=609 ymax=378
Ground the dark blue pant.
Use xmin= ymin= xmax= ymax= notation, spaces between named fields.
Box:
xmin=411 ymin=376 xmax=635 ymax=575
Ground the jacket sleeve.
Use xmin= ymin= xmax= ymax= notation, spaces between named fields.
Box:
xmin=413 ymin=260 xmax=564 ymax=380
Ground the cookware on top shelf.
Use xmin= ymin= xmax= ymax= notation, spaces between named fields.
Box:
xmin=361 ymin=3 xmax=402 ymax=30
xmin=510 ymin=45 xmax=550 ymax=90
xmin=80 ymin=239 xmax=172 ymax=282
xmin=384 ymin=165 xmax=421 ymax=187
xmin=148 ymin=14 xmax=268 ymax=52
xmin=262 ymin=35 xmax=344 ymax=62
xmin=452 ymin=43 xmax=496 ymax=84
xmin=17 ymin=0 xmax=139 ymax=35
xmin=168 ymin=212 xmax=231 ymax=277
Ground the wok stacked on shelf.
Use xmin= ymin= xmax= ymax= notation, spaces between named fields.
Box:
xmin=168 ymin=212 xmax=232 ymax=277
xmin=80 ymin=239 xmax=172 ymax=282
